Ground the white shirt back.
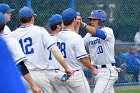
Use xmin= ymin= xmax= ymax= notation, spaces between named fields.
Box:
xmin=56 ymin=30 xmax=88 ymax=70
xmin=4 ymin=25 xmax=11 ymax=34
xmin=10 ymin=24 xmax=56 ymax=69
xmin=83 ymin=27 xmax=115 ymax=65
xmin=1 ymin=35 xmax=26 ymax=64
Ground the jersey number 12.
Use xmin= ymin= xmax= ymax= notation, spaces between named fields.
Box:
xmin=19 ymin=37 xmax=34 ymax=54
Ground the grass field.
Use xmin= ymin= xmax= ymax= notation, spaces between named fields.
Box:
xmin=115 ymin=90 xmax=140 ymax=93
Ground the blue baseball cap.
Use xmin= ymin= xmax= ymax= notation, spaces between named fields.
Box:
xmin=62 ymin=8 xmax=80 ymax=22
xmin=0 ymin=3 xmax=15 ymax=13
xmin=0 ymin=12 xmax=6 ymax=26
xmin=19 ymin=6 xmax=37 ymax=18
xmin=49 ymin=14 xmax=63 ymax=27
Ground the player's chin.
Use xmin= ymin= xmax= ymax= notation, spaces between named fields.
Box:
xmin=90 ymin=24 xmax=95 ymax=27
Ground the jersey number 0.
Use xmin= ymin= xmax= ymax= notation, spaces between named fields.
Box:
xmin=19 ymin=37 xmax=34 ymax=54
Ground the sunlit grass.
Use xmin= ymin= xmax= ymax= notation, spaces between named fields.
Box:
xmin=115 ymin=90 xmax=140 ymax=93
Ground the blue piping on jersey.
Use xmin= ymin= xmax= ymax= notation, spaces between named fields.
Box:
xmin=77 ymin=54 xmax=88 ymax=59
xmin=102 ymin=67 xmax=112 ymax=93
xmin=50 ymin=34 xmax=56 ymax=36
xmin=47 ymin=43 xmax=56 ymax=50
xmin=15 ymin=56 xmax=26 ymax=64
xmin=92 ymin=28 xmax=106 ymax=40
xmin=19 ymin=24 xmax=33 ymax=28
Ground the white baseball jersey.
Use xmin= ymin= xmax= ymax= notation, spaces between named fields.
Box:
xmin=10 ymin=24 xmax=56 ymax=69
xmin=4 ymin=25 xmax=11 ymax=34
xmin=134 ymin=32 xmax=140 ymax=50
xmin=83 ymin=26 xmax=115 ymax=65
xmin=1 ymin=34 xmax=26 ymax=64
xmin=56 ymin=30 xmax=88 ymax=70
xmin=134 ymin=31 xmax=140 ymax=43
xmin=46 ymin=34 xmax=64 ymax=70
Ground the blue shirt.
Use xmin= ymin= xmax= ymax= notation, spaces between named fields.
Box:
xmin=0 ymin=38 xmax=27 ymax=93
xmin=126 ymin=52 xmax=140 ymax=72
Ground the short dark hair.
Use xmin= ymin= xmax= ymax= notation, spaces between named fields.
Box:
xmin=50 ymin=22 xmax=62 ymax=31
xmin=63 ymin=17 xmax=76 ymax=26
xmin=0 ymin=23 xmax=5 ymax=32
xmin=20 ymin=17 xmax=32 ymax=23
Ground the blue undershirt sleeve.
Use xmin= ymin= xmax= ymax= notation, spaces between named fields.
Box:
xmin=92 ymin=28 xmax=106 ymax=40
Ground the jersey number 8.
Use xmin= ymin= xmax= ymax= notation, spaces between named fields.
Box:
xmin=49 ymin=42 xmax=66 ymax=60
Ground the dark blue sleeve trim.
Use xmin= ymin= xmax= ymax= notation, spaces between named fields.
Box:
xmin=15 ymin=56 xmax=26 ymax=64
xmin=92 ymin=28 xmax=106 ymax=40
xmin=47 ymin=43 xmax=56 ymax=50
xmin=77 ymin=54 xmax=88 ymax=59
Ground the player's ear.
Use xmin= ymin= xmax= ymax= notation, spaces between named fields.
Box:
xmin=57 ymin=24 xmax=60 ymax=28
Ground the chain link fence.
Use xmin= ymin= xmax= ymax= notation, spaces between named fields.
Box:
xmin=2 ymin=0 xmax=140 ymax=90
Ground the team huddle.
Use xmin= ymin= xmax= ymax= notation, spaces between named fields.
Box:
xmin=0 ymin=3 xmax=118 ymax=93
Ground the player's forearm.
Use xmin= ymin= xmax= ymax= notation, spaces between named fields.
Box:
xmin=50 ymin=46 xmax=69 ymax=70
xmin=81 ymin=22 xmax=96 ymax=35
xmin=80 ymin=57 xmax=96 ymax=72
xmin=23 ymin=73 xmax=36 ymax=87
xmin=74 ymin=20 xmax=80 ymax=33
xmin=18 ymin=61 xmax=29 ymax=75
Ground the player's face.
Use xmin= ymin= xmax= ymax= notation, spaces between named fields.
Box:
xmin=4 ymin=12 xmax=12 ymax=22
xmin=60 ymin=23 xmax=64 ymax=30
xmin=58 ymin=23 xmax=64 ymax=31
xmin=31 ymin=17 xmax=35 ymax=24
xmin=90 ymin=19 xmax=100 ymax=28
xmin=74 ymin=17 xmax=79 ymax=27
xmin=130 ymin=48 xmax=137 ymax=55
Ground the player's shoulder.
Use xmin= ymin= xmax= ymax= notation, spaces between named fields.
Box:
xmin=71 ymin=32 xmax=84 ymax=42
xmin=2 ymin=35 xmax=19 ymax=44
xmin=33 ymin=25 xmax=49 ymax=33
xmin=71 ymin=31 xmax=82 ymax=39
xmin=103 ymin=26 xmax=113 ymax=32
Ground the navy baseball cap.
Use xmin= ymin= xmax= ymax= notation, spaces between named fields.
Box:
xmin=19 ymin=6 xmax=37 ymax=18
xmin=0 ymin=12 xmax=6 ymax=25
xmin=49 ymin=14 xmax=63 ymax=27
xmin=62 ymin=8 xmax=80 ymax=22
xmin=0 ymin=3 xmax=15 ymax=13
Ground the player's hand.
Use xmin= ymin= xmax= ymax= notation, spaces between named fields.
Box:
xmin=92 ymin=68 xmax=98 ymax=76
xmin=65 ymin=68 xmax=74 ymax=76
xmin=31 ymin=85 xmax=44 ymax=93
xmin=116 ymin=68 xmax=123 ymax=72
xmin=74 ymin=20 xmax=81 ymax=33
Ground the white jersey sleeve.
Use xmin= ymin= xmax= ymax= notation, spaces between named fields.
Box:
xmin=40 ymin=28 xmax=56 ymax=50
xmin=103 ymin=27 xmax=114 ymax=41
xmin=74 ymin=35 xmax=88 ymax=59
xmin=2 ymin=35 xmax=26 ymax=64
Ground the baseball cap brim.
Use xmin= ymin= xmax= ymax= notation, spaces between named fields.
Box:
xmin=87 ymin=16 xmax=99 ymax=19
xmin=7 ymin=9 xmax=15 ymax=13
xmin=76 ymin=12 xmax=80 ymax=16
xmin=34 ymin=14 xmax=37 ymax=16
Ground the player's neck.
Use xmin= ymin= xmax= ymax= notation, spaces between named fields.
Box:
xmin=64 ymin=25 xmax=74 ymax=31
xmin=21 ymin=22 xmax=33 ymax=26
xmin=52 ymin=31 xmax=59 ymax=35
xmin=0 ymin=31 xmax=3 ymax=34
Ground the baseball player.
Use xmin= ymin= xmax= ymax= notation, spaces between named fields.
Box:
xmin=55 ymin=8 xmax=98 ymax=93
xmin=10 ymin=6 xmax=73 ymax=93
xmin=0 ymin=12 xmax=43 ymax=93
xmin=46 ymin=14 xmax=71 ymax=93
xmin=0 ymin=3 xmax=15 ymax=34
xmin=0 ymin=37 xmax=27 ymax=93
xmin=80 ymin=10 xmax=118 ymax=93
